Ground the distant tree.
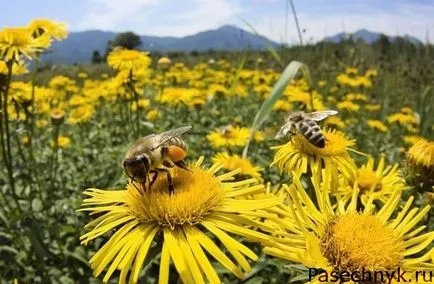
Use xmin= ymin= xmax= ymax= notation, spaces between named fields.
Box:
xmin=103 ymin=40 xmax=114 ymax=61
xmin=112 ymin=31 xmax=142 ymax=50
xmin=91 ymin=50 xmax=103 ymax=64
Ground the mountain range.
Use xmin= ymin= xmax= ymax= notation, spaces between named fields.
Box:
xmin=42 ymin=25 xmax=278 ymax=64
xmin=323 ymin=29 xmax=422 ymax=45
xmin=41 ymin=26 xmax=422 ymax=64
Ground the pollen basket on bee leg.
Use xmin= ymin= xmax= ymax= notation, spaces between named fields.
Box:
xmin=167 ymin=145 xmax=187 ymax=162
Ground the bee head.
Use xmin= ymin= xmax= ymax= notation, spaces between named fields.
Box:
xmin=123 ymin=155 xmax=150 ymax=182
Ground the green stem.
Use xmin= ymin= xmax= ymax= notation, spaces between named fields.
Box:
xmin=50 ymin=125 xmax=60 ymax=189
xmin=3 ymin=60 xmax=21 ymax=212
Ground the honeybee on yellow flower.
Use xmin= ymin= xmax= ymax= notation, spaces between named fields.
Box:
xmin=123 ymin=126 xmax=192 ymax=194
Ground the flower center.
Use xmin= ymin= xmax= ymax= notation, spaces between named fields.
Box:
xmin=125 ymin=166 xmax=224 ymax=228
xmin=321 ymin=213 xmax=404 ymax=272
xmin=357 ymin=168 xmax=381 ymax=192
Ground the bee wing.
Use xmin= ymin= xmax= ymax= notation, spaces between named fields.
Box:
xmin=305 ymin=110 xmax=338 ymax=121
xmin=151 ymin=126 xmax=192 ymax=149
xmin=275 ymin=122 xmax=293 ymax=139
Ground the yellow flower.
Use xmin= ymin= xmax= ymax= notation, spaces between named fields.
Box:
xmin=50 ymin=108 xmax=65 ymax=125
xmin=337 ymin=100 xmax=360 ymax=112
xmin=68 ymin=105 xmax=94 ymax=124
xmin=264 ymin=172 xmax=434 ymax=283
xmin=21 ymin=136 xmax=30 ymax=146
xmin=345 ymin=67 xmax=358 ymax=75
xmin=337 ymin=155 xmax=406 ymax=205
xmin=36 ymin=119 xmax=48 ymax=128
xmin=159 ymin=87 xmax=206 ymax=107
xmin=212 ymin=152 xmax=263 ymax=180
xmin=365 ymin=68 xmax=378 ymax=78
xmin=157 ymin=56 xmax=171 ymax=68
xmin=27 ymin=18 xmax=68 ymax=41
xmin=367 ymin=119 xmax=388 ymax=132
xmin=272 ymin=100 xmax=292 ymax=111
xmin=49 ymin=75 xmax=75 ymax=89
xmin=0 ymin=60 xmax=28 ymax=74
xmin=387 ymin=113 xmax=419 ymax=126
xmin=324 ymin=116 xmax=346 ymax=130
xmin=146 ymin=109 xmax=161 ymax=121
xmin=207 ymin=126 xmax=257 ymax=149
xmin=0 ymin=27 xmax=50 ymax=61
xmin=51 ymin=136 xmax=71 ymax=148
xmin=131 ymin=99 xmax=150 ymax=112
xmin=407 ymin=140 xmax=434 ymax=186
xmin=78 ymin=72 xmax=88 ymax=79
xmin=318 ymin=80 xmax=327 ymax=87
xmin=271 ymin=129 xmax=358 ymax=185
xmin=364 ymin=104 xmax=381 ymax=111
xmin=79 ymin=158 xmax=281 ymax=284
xmin=344 ymin=93 xmax=368 ymax=102
xmin=403 ymin=135 xmax=427 ymax=146
xmin=107 ymin=49 xmax=152 ymax=72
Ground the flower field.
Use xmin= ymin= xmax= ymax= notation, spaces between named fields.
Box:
xmin=1 ymin=19 xmax=433 ymax=283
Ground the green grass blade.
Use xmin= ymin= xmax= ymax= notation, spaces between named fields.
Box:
xmin=242 ymin=61 xmax=311 ymax=158
xmin=240 ymin=18 xmax=284 ymax=68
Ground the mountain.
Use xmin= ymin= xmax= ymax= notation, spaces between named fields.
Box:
xmin=323 ymin=29 xmax=423 ymax=45
xmin=41 ymin=25 xmax=279 ymax=64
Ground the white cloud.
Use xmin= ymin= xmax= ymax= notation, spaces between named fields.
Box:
xmin=144 ymin=0 xmax=243 ymax=36
xmin=77 ymin=0 xmax=161 ymax=30
xmin=246 ymin=2 xmax=434 ymax=44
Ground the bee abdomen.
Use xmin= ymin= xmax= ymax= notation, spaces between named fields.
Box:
xmin=297 ymin=120 xmax=325 ymax=148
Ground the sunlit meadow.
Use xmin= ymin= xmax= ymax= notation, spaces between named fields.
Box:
xmin=0 ymin=18 xmax=433 ymax=284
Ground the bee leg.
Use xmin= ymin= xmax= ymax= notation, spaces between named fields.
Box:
xmin=174 ymin=160 xmax=192 ymax=172
xmin=149 ymin=171 xmax=159 ymax=189
xmin=155 ymin=168 xmax=174 ymax=195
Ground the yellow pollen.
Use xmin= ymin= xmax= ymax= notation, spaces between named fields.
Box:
xmin=125 ymin=166 xmax=224 ymax=228
xmin=357 ymin=168 xmax=381 ymax=192
xmin=321 ymin=213 xmax=404 ymax=272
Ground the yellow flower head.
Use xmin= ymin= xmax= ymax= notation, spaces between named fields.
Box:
xmin=157 ymin=56 xmax=171 ymax=68
xmin=367 ymin=119 xmax=388 ymax=132
xmin=107 ymin=49 xmax=152 ymax=72
xmin=264 ymin=172 xmax=434 ymax=283
xmin=403 ymin=135 xmax=427 ymax=146
xmin=324 ymin=116 xmax=346 ymax=130
xmin=50 ymin=108 xmax=65 ymax=125
xmin=212 ymin=152 xmax=263 ymax=180
xmin=146 ymin=109 xmax=161 ymax=121
xmin=0 ymin=27 xmax=50 ymax=61
xmin=207 ymin=126 xmax=260 ymax=149
xmin=68 ymin=105 xmax=94 ymax=124
xmin=0 ymin=60 xmax=28 ymax=75
xmin=407 ymin=140 xmax=434 ymax=188
xmin=51 ymin=136 xmax=71 ymax=148
xmin=387 ymin=113 xmax=419 ymax=126
xmin=272 ymin=99 xmax=292 ymax=111
xmin=131 ymin=99 xmax=150 ymax=112
xmin=364 ymin=104 xmax=381 ymax=111
xmin=345 ymin=67 xmax=358 ymax=75
xmin=337 ymin=100 xmax=360 ymax=112
xmin=337 ymin=155 xmax=406 ymax=205
xmin=79 ymin=158 xmax=281 ymax=284
xmin=271 ymin=129 xmax=358 ymax=184
xmin=27 ymin=18 xmax=68 ymax=41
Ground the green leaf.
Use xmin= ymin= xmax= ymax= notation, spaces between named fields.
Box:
xmin=241 ymin=19 xmax=284 ymax=67
xmin=242 ymin=61 xmax=311 ymax=157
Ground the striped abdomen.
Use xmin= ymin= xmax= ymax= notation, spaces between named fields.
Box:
xmin=295 ymin=120 xmax=325 ymax=148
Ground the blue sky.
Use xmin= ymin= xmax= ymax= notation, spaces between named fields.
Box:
xmin=2 ymin=0 xmax=434 ymax=43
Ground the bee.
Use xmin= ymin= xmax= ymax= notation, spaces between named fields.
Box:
xmin=275 ymin=110 xmax=338 ymax=148
xmin=123 ymin=126 xmax=192 ymax=194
